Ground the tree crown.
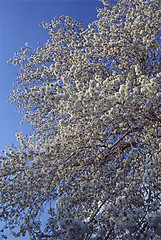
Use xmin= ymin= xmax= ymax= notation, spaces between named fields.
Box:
xmin=0 ymin=0 xmax=161 ymax=239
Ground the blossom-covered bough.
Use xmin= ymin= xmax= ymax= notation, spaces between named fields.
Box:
xmin=0 ymin=0 xmax=161 ymax=239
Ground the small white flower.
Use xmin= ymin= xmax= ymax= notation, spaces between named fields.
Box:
xmin=89 ymin=80 xmax=96 ymax=88
xmin=63 ymin=92 xmax=69 ymax=101
xmin=116 ymin=196 xmax=126 ymax=206
xmin=25 ymin=42 xmax=30 ymax=47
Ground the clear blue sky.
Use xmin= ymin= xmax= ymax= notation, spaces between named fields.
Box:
xmin=0 ymin=0 xmax=103 ymax=153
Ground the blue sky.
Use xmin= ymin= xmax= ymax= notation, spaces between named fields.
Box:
xmin=0 ymin=0 xmax=103 ymax=152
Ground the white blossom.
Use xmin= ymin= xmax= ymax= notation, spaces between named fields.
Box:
xmin=0 ymin=0 xmax=161 ymax=239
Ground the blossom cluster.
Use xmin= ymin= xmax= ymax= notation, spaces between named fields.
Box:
xmin=0 ymin=0 xmax=161 ymax=239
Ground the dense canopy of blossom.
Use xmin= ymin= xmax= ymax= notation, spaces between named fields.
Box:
xmin=0 ymin=0 xmax=161 ymax=239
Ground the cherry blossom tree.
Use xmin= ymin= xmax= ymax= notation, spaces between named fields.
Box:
xmin=0 ymin=0 xmax=161 ymax=239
